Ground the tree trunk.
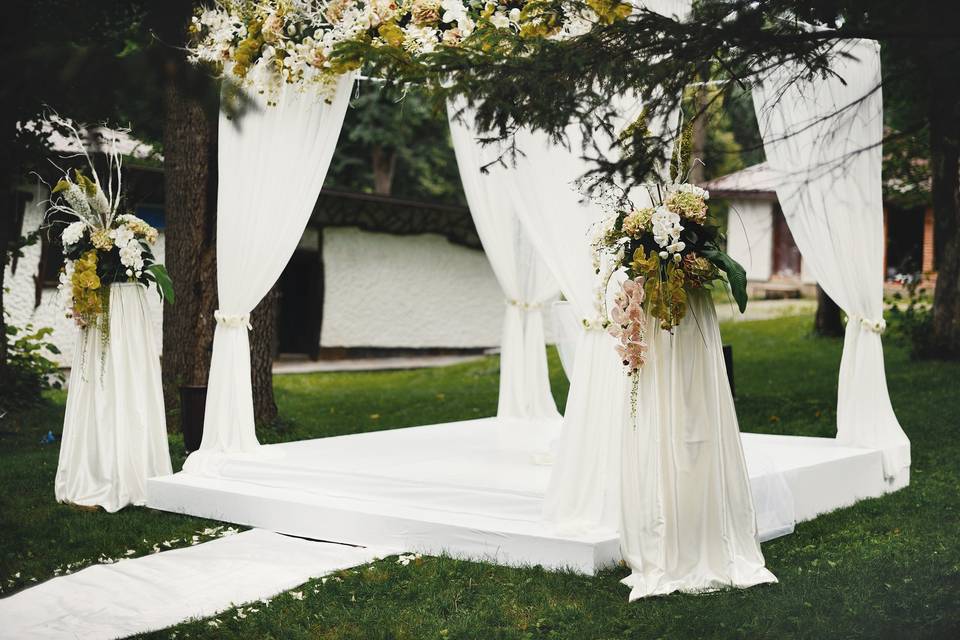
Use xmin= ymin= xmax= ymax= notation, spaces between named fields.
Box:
xmin=371 ymin=144 xmax=396 ymax=195
xmin=160 ymin=67 xmax=219 ymax=422
xmin=928 ymin=82 xmax=960 ymax=357
xmin=813 ymin=285 xmax=845 ymax=337
xmin=250 ymin=286 xmax=278 ymax=426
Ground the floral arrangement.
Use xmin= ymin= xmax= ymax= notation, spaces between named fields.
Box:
xmin=46 ymin=126 xmax=174 ymax=337
xmin=188 ymin=0 xmax=632 ymax=96
xmin=593 ymin=179 xmax=747 ymax=380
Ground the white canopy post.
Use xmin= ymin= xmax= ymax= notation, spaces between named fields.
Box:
xmin=184 ymin=74 xmax=354 ymax=471
xmin=447 ymin=102 xmax=561 ymax=420
xmin=752 ymin=40 xmax=910 ymax=479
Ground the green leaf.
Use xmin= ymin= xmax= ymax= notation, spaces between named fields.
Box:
xmin=146 ymin=264 xmax=175 ymax=305
xmin=703 ymin=248 xmax=748 ymax=313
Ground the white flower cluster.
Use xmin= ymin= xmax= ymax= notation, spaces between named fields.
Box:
xmin=189 ymin=0 xmax=533 ymax=95
xmin=61 ymin=220 xmax=86 ymax=246
xmin=651 ymin=207 xmax=685 ymax=262
xmin=110 ymin=224 xmax=145 ymax=278
xmin=57 ymin=259 xmax=75 ymax=309
xmin=670 ymin=183 xmax=710 ymax=200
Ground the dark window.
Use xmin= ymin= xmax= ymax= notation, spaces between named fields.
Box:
xmin=38 ymin=212 xmax=71 ymax=288
xmin=5 ymin=190 xmax=32 ymax=274
xmin=134 ymin=203 xmax=165 ymax=229
xmin=885 ymin=206 xmax=925 ymax=279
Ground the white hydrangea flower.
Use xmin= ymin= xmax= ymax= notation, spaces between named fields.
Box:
xmin=61 ymin=221 xmax=86 ymax=246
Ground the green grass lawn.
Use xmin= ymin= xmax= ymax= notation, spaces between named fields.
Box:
xmin=1 ymin=315 xmax=958 ymax=639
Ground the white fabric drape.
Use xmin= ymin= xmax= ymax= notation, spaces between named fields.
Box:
xmin=56 ymin=283 xmax=172 ymax=512
xmin=447 ymin=102 xmax=560 ymax=420
xmin=491 ymin=123 xmax=631 ymax=532
xmin=0 ymin=529 xmax=392 ymax=640
xmin=752 ymin=40 xmax=910 ymax=478
xmin=620 ymin=291 xmax=777 ymax=599
xmin=185 ymin=75 xmax=353 ymax=471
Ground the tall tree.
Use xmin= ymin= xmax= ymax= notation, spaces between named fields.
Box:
xmin=326 ymin=84 xmax=466 ymax=204
xmin=2 ymin=1 xmax=279 ymax=424
xmin=147 ymin=1 xmax=279 ymax=427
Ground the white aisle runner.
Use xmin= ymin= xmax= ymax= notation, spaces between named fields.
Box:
xmin=0 ymin=529 xmax=394 ymax=640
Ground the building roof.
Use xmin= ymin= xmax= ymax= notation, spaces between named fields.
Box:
xmin=700 ymin=162 xmax=778 ymax=200
xmin=22 ymin=118 xmax=159 ymax=162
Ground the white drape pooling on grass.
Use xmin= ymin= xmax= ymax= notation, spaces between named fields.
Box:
xmin=752 ymin=39 xmax=910 ymax=478
xmin=620 ymin=291 xmax=777 ymax=599
xmin=56 ymin=283 xmax=172 ymax=512
xmin=184 ymin=75 xmax=353 ymax=472
xmin=447 ymin=102 xmax=560 ymax=421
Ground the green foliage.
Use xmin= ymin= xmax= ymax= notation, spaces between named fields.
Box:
xmin=145 ymin=264 xmax=175 ymax=304
xmin=886 ymin=279 xmax=936 ymax=359
xmin=703 ymin=247 xmax=748 ymax=313
xmin=326 ymin=84 xmax=466 ymax=205
xmin=1 ymin=321 xmax=63 ymax=413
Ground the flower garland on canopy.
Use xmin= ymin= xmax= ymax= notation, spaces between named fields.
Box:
xmin=188 ymin=0 xmax=633 ymax=96
xmin=46 ymin=123 xmax=174 ymax=353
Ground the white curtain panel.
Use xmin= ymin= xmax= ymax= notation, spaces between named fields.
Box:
xmin=752 ymin=40 xmax=910 ymax=478
xmin=56 ymin=283 xmax=172 ymax=512
xmin=620 ymin=291 xmax=777 ymax=599
xmin=491 ymin=122 xmax=632 ymax=532
xmin=185 ymin=75 xmax=353 ymax=471
xmin=447 ymin=102 xmax=560 ymax=420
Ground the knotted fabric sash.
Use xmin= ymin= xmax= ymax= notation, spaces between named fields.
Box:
xmin=214 ymin=310 xmax=252 ymax=330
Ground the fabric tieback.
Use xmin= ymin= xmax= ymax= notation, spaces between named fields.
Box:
xmin=505 ymin=298 xmax=544 ymax=311
xmin=581 ymin=317 xmax=610 ymax=332
xmin=214 ymin=310 xmax=252 ymax=330
xmin=849 ymin=313 xmax=886 ymax=334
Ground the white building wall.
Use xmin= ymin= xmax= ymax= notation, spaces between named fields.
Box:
xmin=725 ymin=198 xmax=774 ymax=282
xmin=4 ymin=182 xmax=165 ymax=367
xmin=321 ymin=227 xmax=508 ymax=349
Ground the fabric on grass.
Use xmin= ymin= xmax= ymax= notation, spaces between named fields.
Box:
xmin=0 ymin=529 xmax=393 ymax=640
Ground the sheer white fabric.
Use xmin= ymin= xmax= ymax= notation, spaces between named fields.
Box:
xmin=494 ymin=124 xmax=630 ymax=532
xmin=56 ymin=283 xmax=172 ymax=512
xmin=551 ymin=300 xmax=580 ymax=377
xmin=447 ymin=103 xmax=560 ymax=420
xmin=752 ymin=39 xmax=910 ymax=477
xmin=620 ymin=291 xmax=777 ymax=598
xmin=185 ymin=75 xmax=353 ymax=471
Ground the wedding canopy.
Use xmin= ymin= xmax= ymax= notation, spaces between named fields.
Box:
xmin=182 ymin=35 xmax=910 ymax=500
xmin=171 ymin=1 xmax=909 ymax=597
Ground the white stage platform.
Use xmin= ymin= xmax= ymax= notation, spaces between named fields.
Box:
xmin=147 ymin=418 xmax=908 ymax=574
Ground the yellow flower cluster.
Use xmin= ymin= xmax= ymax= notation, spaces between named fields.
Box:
xmin=90 ymin=228 xmax=114 ymax=251
xmin=71 ymin=250 xmax=102 ymax=327
xmin=631 ymin=248 xmax=688 ymax=330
